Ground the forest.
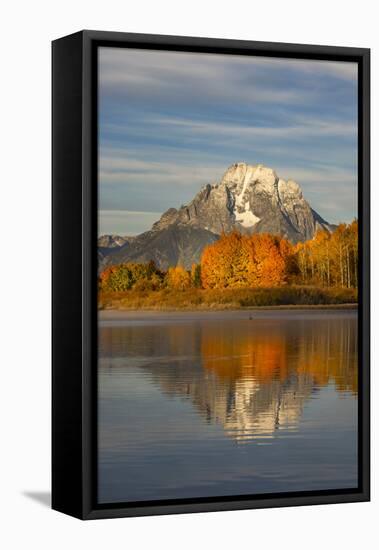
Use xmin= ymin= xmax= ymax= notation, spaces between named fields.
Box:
xmin=98 ymin=221 xmax=358 ymax=310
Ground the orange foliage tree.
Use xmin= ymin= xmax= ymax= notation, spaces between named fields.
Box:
xmin=201 ymin=231 xmax=249 ymax=289
xmin=245 ymin=234 xmax=288 ymax=287
xmin=201 ymin=231 xmax=292 ymax=289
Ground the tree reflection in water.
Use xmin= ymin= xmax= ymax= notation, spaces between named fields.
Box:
xmin=99 ymin=312 xmax=357 ymax=443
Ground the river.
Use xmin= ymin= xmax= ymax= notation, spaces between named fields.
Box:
xmin=98 ymin=309 xmax=358 ymax=504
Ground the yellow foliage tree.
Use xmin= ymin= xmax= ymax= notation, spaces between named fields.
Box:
xmin=166 ymin=266 xmax=191 ymax=290
xmin=293 ymin=221 xmax=358 ymax=288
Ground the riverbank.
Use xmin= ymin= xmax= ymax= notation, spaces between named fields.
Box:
xmin=99 ymin=307 xmax=357 ymax=325
xmin=98 ymin=286 xmax=357 ymax=312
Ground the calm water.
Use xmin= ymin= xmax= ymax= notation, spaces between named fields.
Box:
xmin=98 ymin=310 xmax=358 ymax=504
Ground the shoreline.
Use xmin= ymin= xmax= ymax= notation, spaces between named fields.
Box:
xmin=99 ymin=287 xmax=357 ymax=313
xmin=99 ymin=304 xmax=358 ymax=322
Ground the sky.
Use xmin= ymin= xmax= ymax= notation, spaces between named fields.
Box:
xmin=98 ymin=47 xmax=358 ymax=236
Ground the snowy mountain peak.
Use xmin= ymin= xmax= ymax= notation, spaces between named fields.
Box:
xmin=222 ymin=162 xmax=278 ymax=194
xmin=151 ymin=161 xmax=333 ymax=242
xmin=100 ymin=161 xmax=335 ymax=270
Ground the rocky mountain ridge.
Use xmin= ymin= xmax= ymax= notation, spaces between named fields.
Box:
xmin=153 ymin=162 xmax=333 ymax=240
xmin=98 ymin=234 xmax=135 ymax=249
xmin=99 ymin=162 xmax=335 ymax=270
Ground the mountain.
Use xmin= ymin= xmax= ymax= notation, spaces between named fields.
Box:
xmin=98 ymin=234 xmax=137 ymax=253
xmin=100 ymin=224 xmax=218 ymax=272
xmin=100 ymin=162 xmax=335 ymax=271
xmin=98 ymin=235 xmax=136 ymax=261
xmin=98 ymin=234 xmax=135 ymax=249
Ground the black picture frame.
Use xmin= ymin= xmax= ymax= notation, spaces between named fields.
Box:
xmin=52 ymin=30 xmax=370 ymax=520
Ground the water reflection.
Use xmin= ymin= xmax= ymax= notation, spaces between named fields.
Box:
xmin=99 ymin=312 xmax=357 ymax=443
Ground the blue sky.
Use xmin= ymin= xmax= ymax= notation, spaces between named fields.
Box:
xmin=98 ymin=47 xmax=358 ymax=236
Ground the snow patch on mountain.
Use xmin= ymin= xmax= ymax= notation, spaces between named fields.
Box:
xmin=235 ymin=206 xmax=261 ymax=228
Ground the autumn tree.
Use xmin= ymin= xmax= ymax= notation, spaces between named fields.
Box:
xmin=99 ymin=222 xmax=358 ymax=295
xmin=245 ymin=234 xmax=287 ymax=287
xmin=293 ymin=221 xmax=358 ymax=288
xmin=99 ymin=261 xmax=163 ymax=292
xmin=280 ymin=238 xmax=299 ymax=282
xmin=311 ymin=230 xmax=332 ymax=286
xmin=201 ymin=231 xmax=290 ymax=289
xmin=201 ymin=231 xmax=250 ymax=289
xmin=349 ymin=220 xmax=358 ymax=288
xmin=166 ymin=266 xmax=191 ymax=290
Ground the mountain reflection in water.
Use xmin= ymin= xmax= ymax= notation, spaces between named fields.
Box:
xmin=98 ymin=310 xmax=358 ymax=503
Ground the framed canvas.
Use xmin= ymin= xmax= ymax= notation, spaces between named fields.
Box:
xmin=52 ymin=30 xmax=370 ymax=520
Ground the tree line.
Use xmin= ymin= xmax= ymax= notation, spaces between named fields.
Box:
xmin=99 ymin=221 xmax=358 ymax=293
xmin=295 ymin=220 xmax=358 ymax=288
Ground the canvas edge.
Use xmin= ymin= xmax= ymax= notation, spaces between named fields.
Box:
xmin=52 ymin=30 xmax=370 ymax=520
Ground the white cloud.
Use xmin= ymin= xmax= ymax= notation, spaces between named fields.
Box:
xmin=149 ymin=114 xmax=356 ymax=140
xmin=99 ymin=47 xmax=355 ymax=107
xmin=277 ymin=165 xmax=357 ymax=186
xmin=99 ymin=154 xmax=224 ymax=186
